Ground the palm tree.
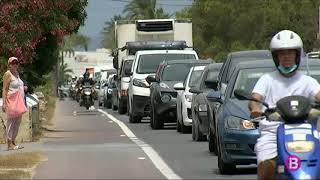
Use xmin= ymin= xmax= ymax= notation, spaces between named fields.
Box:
xmin=123 ymin=0 xmax=170 ymax=19
xmin=59 ymin=63 xmax=73 ymax=85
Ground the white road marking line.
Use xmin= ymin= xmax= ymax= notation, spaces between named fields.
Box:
xmin=98 ymin=109 xmax=182 ymax=180
xmin=138 ymin=157 xmax=146 ymax=160
xmin=120 ymin=134 xmax=126 ymax=137
xmin=108 ymin=121 xmax=113 ymax=123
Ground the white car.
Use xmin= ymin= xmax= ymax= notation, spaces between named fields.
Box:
xmin=128 ymin=49 xmax=199 ymax=123
xmin=97 ymin=70 xmax=116 ymax=106
xmin=176 ymin=66 xmax=206 ymax=133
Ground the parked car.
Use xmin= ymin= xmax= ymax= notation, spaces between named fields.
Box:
xmin=148 ymin=60 xmax=211 ymax=129
xmin=175 ymin=65 xmax=208 ymax=133
xmin=190 ymin=63 xmax=222 ymax=141
xmin=206 ymin=59 xmax=320 ymax=174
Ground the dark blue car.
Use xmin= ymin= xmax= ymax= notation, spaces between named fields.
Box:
xmin=207 ymin=59 xmax=320 ymax=174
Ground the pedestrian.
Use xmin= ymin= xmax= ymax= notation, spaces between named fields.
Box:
xmin=2 ymin=57 xmax=28 ymax=150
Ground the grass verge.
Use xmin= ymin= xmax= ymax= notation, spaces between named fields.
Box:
xmin=0 ymin=152 xmax=46 ymax=179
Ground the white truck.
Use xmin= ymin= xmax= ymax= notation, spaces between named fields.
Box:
xmin=112 ymin=19 xmax=196 ymax=120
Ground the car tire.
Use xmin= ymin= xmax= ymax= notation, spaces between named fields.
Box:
xmin=112 ymin=103 xmax=118 ymax=111
xmin=208 ymin=127 xmax=216 ymax=154
xmin=150 ymin=104 xmax=154 ymax=128
xmin=194 ymin=117 xmax=206 ymax=141
xmin=192 ymin=121 xmax=196 ymax=140
xmin=106 ymin=100 xmax=112 ymax=109
xmin=217 ymin=129 xmax=236 ymax=174
xmin=118 ymin=101 xmax=126 ymax=114
xmin=152 ymin=105 xmax=163 ymax=129
xmin=176 ymin=119 xmax=181 ymax=132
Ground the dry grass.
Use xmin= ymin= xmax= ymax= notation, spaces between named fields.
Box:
xmin=0 ymin=151 xmax=46 ymax=179
xmin=0 ymin=152 xmax=46 ymax=169
xmin=0 ymin=170 xmax=31 ymax=179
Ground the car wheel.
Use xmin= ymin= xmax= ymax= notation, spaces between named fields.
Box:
xmin=112 ymin=103 xmax=118 ymax=111
xmin=176 ymin=119 xmax=181 ymax=132
xmin=106 ymin=99 xmax=112 ymax=109
xmin=150 ymin=104 xmax=154 ymax=128
xmin=152 ymin=105 xmax=163 ymax=129
xmin=217 ymin=130 xmax=236 ymax=174
xmin=192 ymin=120 xmax=196 ymax=140
xmin=208 ymin=127 xmax=216 ymax=154
xmin=129 ymin=113 xmax=141 ymax=123
xmin=118 ymin=101 xmax=126 ymax=114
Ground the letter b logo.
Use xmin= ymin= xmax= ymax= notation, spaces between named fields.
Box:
xmin=285 ymin=155 xmax=301 ymax=172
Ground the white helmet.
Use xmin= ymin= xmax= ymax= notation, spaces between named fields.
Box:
xmin=270 ymin=30 xmax=303 ymax=74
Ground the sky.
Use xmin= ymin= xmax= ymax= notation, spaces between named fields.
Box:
xmin=78 ymin=0 xmax=193 ymax=51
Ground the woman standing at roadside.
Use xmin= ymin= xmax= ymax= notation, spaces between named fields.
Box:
xmin=2 ymin=57 xmax=27 ymax=150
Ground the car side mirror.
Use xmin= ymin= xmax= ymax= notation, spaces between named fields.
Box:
xmin=113 ymin=56 xmax=118 ymax=69
xmin=207 ymin=90 xmax=223 ymax=104
xmin=189 ymin=88 xmax=203 ymax=94
xmin=205 ymin=79 xmax=219 ymax=90
xmin=173 ymin=82 xmax=185 ymax=90
xmin=145 ymin=75 xmax=157 ymax=85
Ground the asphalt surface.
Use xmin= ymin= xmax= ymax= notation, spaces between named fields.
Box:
xmin=33 ymin=99 xmax=164 ymax=179
xmin=104 ymin=107 xmax=257 ymax=179
xmin=10 ymin=98 xmax=257 ymax=179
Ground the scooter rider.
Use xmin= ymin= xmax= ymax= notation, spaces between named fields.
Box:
xmin=249 ymin=30 xmax=320 ymax=180
xmin=82 ymin=70 xmax=94 ymax=86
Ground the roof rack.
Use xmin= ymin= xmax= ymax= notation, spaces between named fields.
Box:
xmin=121 ymin=41 xmax=188 ymax=52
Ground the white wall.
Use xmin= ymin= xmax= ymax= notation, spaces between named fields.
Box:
xmin=64 ymin=48 xmax=114 ymax=78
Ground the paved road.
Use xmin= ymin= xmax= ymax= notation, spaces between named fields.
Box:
xmin=31 ymin=99 xmax=257 ymax=179
xmin=33 ymin=99 xmax=164 ymax=179
xmin=103 ymin=108 xmax=257 ymax=179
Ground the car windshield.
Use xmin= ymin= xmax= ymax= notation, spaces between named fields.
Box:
xmin=137 ymin=54 xmax=196 ymax=74
xmin=189 ymin=70 xmax=203 ymax=87
xmin=231 ymin=66 xmax=320 ymax=98
xmin=232 ymin=68 xmax=273 ymax=98
xmin=161 ymin=64 xmax=191 ymax=81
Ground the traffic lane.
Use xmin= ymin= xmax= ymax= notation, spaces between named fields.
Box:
xmin=105 ymin=109 xmax=257 ymax=179
xmin=34 ymin=99 xmax=164 ymax=179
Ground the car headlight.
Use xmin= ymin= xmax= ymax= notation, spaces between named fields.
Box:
xmin=72 ymin=84 xmax=75 ymax=88
xmin=84 ymin=91 xmax=91 ymax=95
xmin=225 ymin=116 xmax=255 ymax=130
xmin=133 ymin=78 xmax=148 ymax=88
xmin=198 ymin=104 xmax=207 ymax=111
xmin=160 ymin=82 xmax=170 ymax=89
xmin=161 ymin=94 xmax=171 ymax=103
xmin=287 ymin=141 xmax=314 ymax=153
xmin=185 ymin=94 xmax=192 ymax=102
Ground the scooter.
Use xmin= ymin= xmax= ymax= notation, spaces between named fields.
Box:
xmin=234 ymin=90 xmax=320 ymax=179
xmin=80 ymin=85 xmax=94 ymax=110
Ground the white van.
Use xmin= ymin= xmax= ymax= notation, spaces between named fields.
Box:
xmin=128 ymin=49 xmax=198 ymax=123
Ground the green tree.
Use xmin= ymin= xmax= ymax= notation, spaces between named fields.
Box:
xmin=123 ymin=0 xmax=170 ymax=19
xmin=189 ymin=0 xmax=320 ymax=61
xmin=59 ymin=63 xmax=73 ymax=85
